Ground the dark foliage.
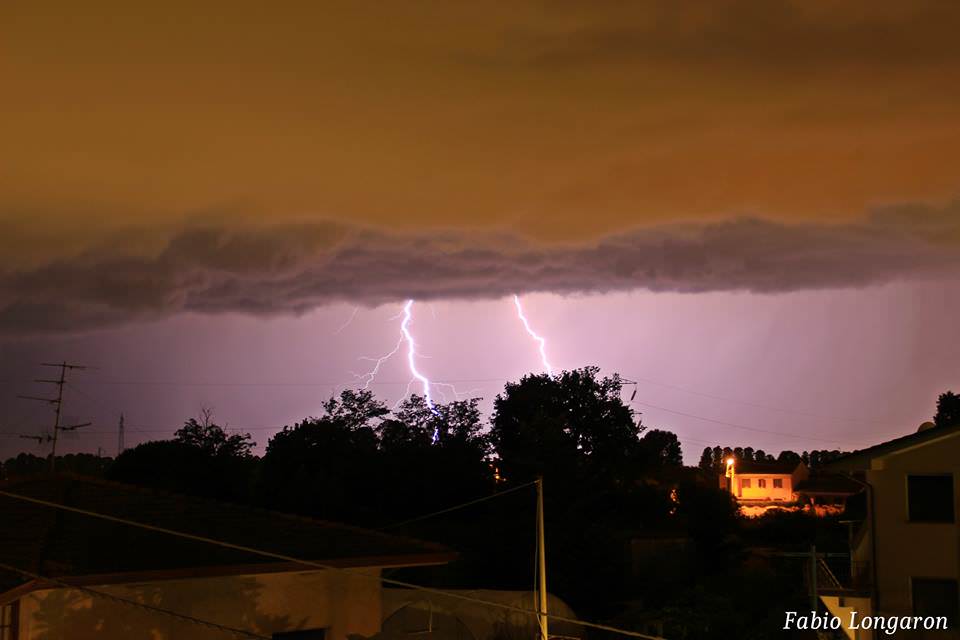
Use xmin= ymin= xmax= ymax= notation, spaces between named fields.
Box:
xmin=108 ymin=417 xmax=256 ymax=503
xmin=934 ymin=390 xmax=960 ymax=428
xmin=1 ymin=452 xmax=112 ymax=480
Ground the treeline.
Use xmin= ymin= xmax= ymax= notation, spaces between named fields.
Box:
xmin=0 ymin=366 xmax=866 ymax=637
xmin=104 ymin=367 xmax=746 ymax=628
xmin=0 ymin=452 xmax=112 ymax=479
xmin=697 ymin=446 xmax=847 ymax=473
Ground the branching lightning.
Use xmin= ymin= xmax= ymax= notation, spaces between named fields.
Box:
xmin=513 ymin=294 xmax=553 ymax=375
xmin=354 ymin=300 xmax=441 ymax=442
xmin=333 ymin=306 xmax=360 ymax=335
xmin=400 ymin=300 xmax=439 ymax=416
xmin=354 ymin=337 xmax=403 ymax=389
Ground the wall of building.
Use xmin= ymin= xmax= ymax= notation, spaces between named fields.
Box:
xmin=866 ymin=434 xmax=960 ymax=620
xmin=735 ymin=473 xmax=795 ymax=501
xmin=16 ymin=568 xmax=383 ymax=640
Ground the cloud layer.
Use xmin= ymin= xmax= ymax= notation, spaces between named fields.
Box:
xmin=2 ymin=202 xmax=959 ymax=335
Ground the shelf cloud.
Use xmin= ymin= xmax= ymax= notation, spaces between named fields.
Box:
xmin=2 ymin=201 xmax=958 ymax=335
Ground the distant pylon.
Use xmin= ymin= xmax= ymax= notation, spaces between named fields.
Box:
xmin=118 ymin=413 xmax=125 ymax=456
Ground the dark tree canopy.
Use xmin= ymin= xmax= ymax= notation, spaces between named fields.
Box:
xmin=173 ymin=419 xmax=255 ymax=458
xmin=257 ymin=390 xmax=383 ymax=522
xmin=257 ymin=390 xmax=492 ymax=525
xmin=639 ymin=429 xmax=683 ymax=468
xmin=488 ymin=367 xmax=644 ymax=486
xmin=934 ymin=391 xmax=960 ymax=428
xmin=109 ymin=414 xmax=256 ymax=503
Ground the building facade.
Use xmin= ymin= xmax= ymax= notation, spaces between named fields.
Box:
xmin=720 ymin=460 xmax=808 ymax=502
xmin=0 ymin=475 xmax=454 ymax=640
xmin=821 ymin=422 xmax=960 ymax=639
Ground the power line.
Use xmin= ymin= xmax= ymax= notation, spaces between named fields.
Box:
xmin=46 ymin=375 xmax=904 ymax=453
xmin=632 ymin=399 xmax=873 ymax=446
xmin=380 ymin=480 xmax=537 ymax=530
xmin=0 ymin=488 xmax=666 ymax=640
xmin=0 ymin=561 xmax=269 ymax=639
xmin=625 ymin=374 xmax=901 ymax=428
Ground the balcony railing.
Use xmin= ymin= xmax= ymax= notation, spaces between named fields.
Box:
xmin=816 ymin=557 xmax=872 ymax=596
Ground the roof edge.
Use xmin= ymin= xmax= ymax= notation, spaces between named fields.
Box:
xmin=0 ymin=551 xmax=457 ymax=604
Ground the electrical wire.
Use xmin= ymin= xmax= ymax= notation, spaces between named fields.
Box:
xmin=0 ymin=488 xmax=667 ymax=640
xmin=380 ymin=480 xmax=537 ymax=530
xmin=0 ymin=561 xmax=269 ymax=639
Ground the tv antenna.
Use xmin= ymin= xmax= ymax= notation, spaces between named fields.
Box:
xmin=17 ymin=361 xmax=92 ymax=472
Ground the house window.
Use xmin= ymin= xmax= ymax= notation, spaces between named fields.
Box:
xmin=0 ymin=602 xmax=18 ymax=640
xmin=773 ymin=479 xmax=783 ymax=489
xmin=740 ymin=478 xmax=751 ymax=489
xmin=272 ymin=630 xmax=326 ymax=640
xmin=757 ymin=479 xmax=766 ymax=489
xmin=907 ymin=474 xmax=955 ymax=522
xmin=912 ymin=578 xmax=959 ymax=626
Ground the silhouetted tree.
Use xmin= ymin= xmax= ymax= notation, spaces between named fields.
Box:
xmin=489 ymin=367 xmax=642 ymax=487
xmin=109 ymin=412 xmax=256 ymax=503
xmin=934 ymin=391 xmax=960 ymax=428
xmin=699 ymin=447 xmax=714 ymax=472
xmin=777 ymin=450 xmax=801 ymax=464
xmin=639 ymin=429 xmax=683 ymax=467
xmin=173 ymin=419 xmax=255 ymax=458
xmin=257 ymin=390 xmax=382 ymax=523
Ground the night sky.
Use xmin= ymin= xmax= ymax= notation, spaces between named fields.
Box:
xmin=2 ymin=1 xmax=959 ymax=462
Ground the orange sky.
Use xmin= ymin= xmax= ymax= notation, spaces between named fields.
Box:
xmin=3 ymin=0 xmax=960 ymax=256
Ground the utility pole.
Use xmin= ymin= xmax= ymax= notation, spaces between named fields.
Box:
xmin=118 ymin=413 xmax=125 ymax=457
xmin=536 ymin=476 xmax=548 ymax=640
xmin=17 ymin=361 xmax=91 ymax=472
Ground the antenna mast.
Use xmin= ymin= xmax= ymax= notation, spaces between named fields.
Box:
xmin=17 ymin=361 xmax=92 ymax=472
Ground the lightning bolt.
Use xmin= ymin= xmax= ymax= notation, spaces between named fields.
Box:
xmin=400 ymin=300 xmax=441 ymax=442
xmin=354 ymin=300 xmax=441 ymax=442
xmin=333 ymin=306 xmax=360 ymax=335
xmin=354 ymin=337 xmax=403 ymax=389
xmin=513 ymin=294 xmax=553 ymax=375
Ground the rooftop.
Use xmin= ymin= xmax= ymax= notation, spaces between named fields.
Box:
xmin=827 ymin=421 xmax=960 ymax=471
xmin=795 ymin=474 xmax=862 ymax=496
xmin=0 ymin=474 xmax=454 ymax=598
xmin=729 ymin=460 xmax=801 ymax=475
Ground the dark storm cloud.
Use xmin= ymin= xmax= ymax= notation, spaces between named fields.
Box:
xmin=2 ymin=203 xmax=958 ymax=335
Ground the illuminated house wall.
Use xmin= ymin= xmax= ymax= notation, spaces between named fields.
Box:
xmin=15 ymin=569 xmax=382 ymax=640
xmin=720 ymin=461 xmax=808 ymax=502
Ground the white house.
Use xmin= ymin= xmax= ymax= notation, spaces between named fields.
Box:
xmin=720 ymin=459 xmax=808 ymax=502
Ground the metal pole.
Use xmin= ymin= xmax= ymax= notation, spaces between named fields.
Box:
xmin=810 ymin=544 xmax=818 ymax=612
xmin=537 ymin=476 xmax=548 ymax=640
xmin=49 ymin=362 xmax=66 ymax=473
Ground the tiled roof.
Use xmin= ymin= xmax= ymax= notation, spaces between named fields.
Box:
xmin=0 ymin=474 xmax=453 ymax=596
xmin=731 ymin=460 xmax=800 ymax=474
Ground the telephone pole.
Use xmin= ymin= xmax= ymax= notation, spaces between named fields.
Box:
xmin=17 ymin=361 xmax=92 ymax=472
xmin=536 ymin=476 xmax=548 ymax=640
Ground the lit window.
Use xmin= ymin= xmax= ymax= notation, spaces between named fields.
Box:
xmin=741 ymin=478 xmax=751 ymax=489
xmin=773 ymin=479 xmax=783 ymax=489
xmin=0 ymin=602 xmax=18 ymax=640
xmin=908 ymin=475 xmax=955 ymax=523
xmin=757 ymin=479 xmax=766 ymax=488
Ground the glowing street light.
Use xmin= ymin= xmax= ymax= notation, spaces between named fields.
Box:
xmin=725 ymin=457 xmax=736 ymax=495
